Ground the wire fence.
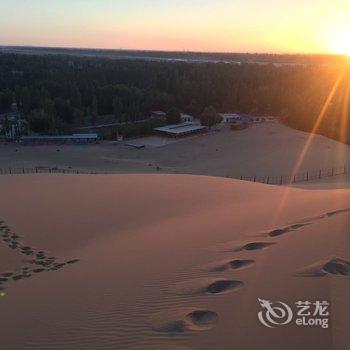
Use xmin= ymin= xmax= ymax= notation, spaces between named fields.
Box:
xmin=0 ymin=167 xmax=100 ymax=175
xmin=240 ymin=164 xmax=350 ymax=185
xmin=1 ymin=165 xmax=349 ymax=185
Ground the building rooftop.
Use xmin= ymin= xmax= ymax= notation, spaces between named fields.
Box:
xmin=151 ymin=111 xmax=167 ymax=116
xmin=21 ymin=133 xmax=98 ymax=140
xmin=154 ymin=122 xmax=206 ymax=135
xmin=220 ymin=113 xmax=254 ymax=122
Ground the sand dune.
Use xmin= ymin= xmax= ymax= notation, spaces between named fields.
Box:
xmin=0 ymin=174 xmax=350 ymax=349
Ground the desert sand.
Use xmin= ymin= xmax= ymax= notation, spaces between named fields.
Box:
xmin=0 ymin=173 xmax=350 ymax=349
xmin=1 ymin=122 xmax=350 ymax=181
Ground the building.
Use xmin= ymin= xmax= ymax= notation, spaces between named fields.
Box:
xmin=220 ymin=113 xmax=277 ymax=124
xmin=256 ymin=116 xmax=276 ymax=122
xmin=150 ymin=111 xmax=167 ymax=120
xmin=220 ymin=113 xmax=254 ymax=123
xmin=20 ymin=133 xmax=98 ymax=145
xmin=154 ymin=122 xmax=206 ymax=137
xmin=180 ymin=113 xmax=194 ymax=123
xmin=0 ymin=103 xmax=29 ymax=140
xmin=220 ymin=113 xmax=241 ymax=123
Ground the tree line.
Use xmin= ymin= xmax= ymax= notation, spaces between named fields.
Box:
xmin=0 ymin=53 xmax=349 ymax=142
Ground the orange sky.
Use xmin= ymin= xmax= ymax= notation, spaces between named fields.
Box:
xmin=1 ymin=0 xmax=350 ymax=54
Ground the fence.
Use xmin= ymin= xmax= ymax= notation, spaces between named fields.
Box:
xmin=240 ymin=164 xmax=350 ymax=185
xmin=0 ymin=167 xmax=100 ymax=175
xmin=1 ymin=165 xmax=349 ymax=184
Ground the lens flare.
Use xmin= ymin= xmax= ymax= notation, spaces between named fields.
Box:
xmin=269 ymin=67 xmax=347 ymax=230
xmin=330 ymin=27 xmax=350 ymax=55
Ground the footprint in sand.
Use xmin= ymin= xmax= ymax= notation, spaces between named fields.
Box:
xmin=234 ymin=242 xmax=276 ymax=251
xmin=209 ymin=259 xmax=255 ymax=272
xmin=12 ymin=275 xmax=24 ymax=281
xmin=206 ymin=279 xmax=244 ymax=294
xmin=290 ymin=223 xmax=309 ymax=229
xmin=152 ymin=309 xmax=219 ymax=333
xmin=21 ymin=246 xmax=34 ymax=255
xmin=268 ymin=223 xmax=310 ymax=237
xmin=268 ymin=227 xmax=292 ymax=237
xmin=66 ymin=259 xmax=80 ymax=264
xmin=175 ymin=278 xmax=244 ymax=296
xmin=296 ymin=257 xmax=350 ymax=277
xmin=298 ymin=208 xmax=350 ymax=224
xmin=2 ymin=272 xmax=13 ymax=278
xmin=33 ymin=268 xmax=45 ymax=273
xmin=0 ymin=219 xmax=81 ymax=294
xmin=326 ymin=208 xmax=350 ymax=217
xmin=267 ymin=208 xmax=350 ymax=240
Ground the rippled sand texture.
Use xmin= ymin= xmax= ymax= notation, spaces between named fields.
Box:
xmin=0 ymin=174 xmax=350 ymax=350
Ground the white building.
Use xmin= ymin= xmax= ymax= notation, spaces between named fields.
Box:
xmin=220 ymin=113 xmax=275 ymax=123
xmin=180 ymin=113 xmax=194 ymax=123
xmin=220 ymin=113 xmax=241 ymax=123
xmin=150 ymin=111 xmax=167 ymax=120
xmin=154 ymin=122 xmax=206 ymax=137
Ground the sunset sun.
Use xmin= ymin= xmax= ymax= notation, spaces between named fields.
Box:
xmin=330 ymin=28 xmax=350 ymax=55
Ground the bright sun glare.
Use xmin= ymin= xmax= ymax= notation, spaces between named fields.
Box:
xmin=331 ymin=27 xmax=350 ymax=55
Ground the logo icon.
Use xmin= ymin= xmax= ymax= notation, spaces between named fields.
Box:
xmin=258 ymin=298 xmax=293 ymax=328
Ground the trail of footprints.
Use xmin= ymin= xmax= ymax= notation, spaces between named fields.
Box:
xmin=2 ymin=206 xmax=349 ymax=333
xmin=0 ymin=220 xmax=79 ymax=294
xmin=153 ymin=207 xmax=350 ymax=334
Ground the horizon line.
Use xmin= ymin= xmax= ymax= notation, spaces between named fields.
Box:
xmin=0 ymin=44 xmax=346 ymax=58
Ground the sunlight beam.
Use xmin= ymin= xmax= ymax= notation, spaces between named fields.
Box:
xmin=269 ymin=67 xmax=347 ymax=229
xmin=289 ymin=69 xmax=345 ymax=180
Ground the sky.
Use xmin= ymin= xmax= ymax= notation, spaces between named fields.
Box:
xmin=0 ymin=0 xmax=350 ymax=54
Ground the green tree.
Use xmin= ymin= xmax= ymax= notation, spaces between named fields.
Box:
xmin=27 ymin=109 xmax=54 ymax=133
xmin=187 ymin=99 xmax=201 ymax=118
xmin=200 ymin=106 xmax=222 ymax=128
xmin=166 ymin=107 xmax=181 ymax=124
xmin=91 ymin=95 xmax=98 ymax=124
xmin=69 ymin=84 xmax=82 ymax=109
xmin=112 ymin=96 xmax=123 ymax=121
xmin=41 ymin=98 xmax=58 ymax=132
xmin=54 ymin=98 xmax=74 ymax=124
xmin=0 ymin=89 xmax=13 ymax=112
xmin=0 ymin=116 xmax=10 ymax=135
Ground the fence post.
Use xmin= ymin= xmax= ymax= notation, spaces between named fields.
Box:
xmin=254 ymin=176 xmax=256 ymax=182
xmin=331 ymin=167 xmax=334 ymax=176
xmin=293 ymin=174 xmax=296 ymax=183
xmin=306 ymin=172 xmax=309 ymax=181
xmin=240 ymin=175 xmax=242 ymax=180
xmin=267 ymin=176 xmax=269 ymax=184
